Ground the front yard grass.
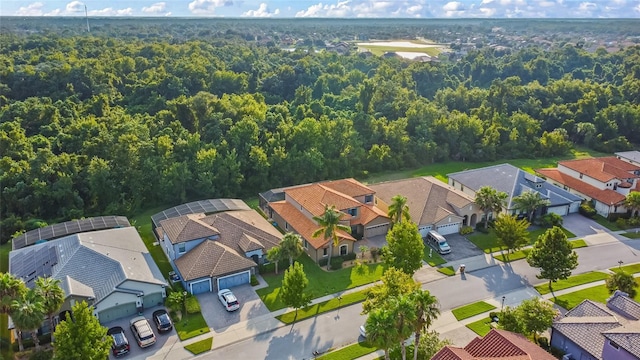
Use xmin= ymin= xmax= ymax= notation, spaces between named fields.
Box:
xmin=257 ymin=254 xmax=386 ymax=311
xmin=316 ymin=341 xmax=377 ymax=360
xmin=592 ymin=215 xmax=624 ymax=231
xmin=622 ymin=231 xmax=640 ymax=239
xmin=184 ymin=337 xmax=213 ymax=355
xmin=610 ymin=263 xmax=640 ymax=274
xmin=438 ymin=266 xmax=456 ymax=276
xmin=552 ymin=278 xmax=640 ymax=310
xmin=534 ymin=271 xmax=610 ymax=295
xmin=468 ymin=227 xmax=576 ymax=254
xmin=276 ymin=289 xmax=369 ymax=324
xmin=451 ymin=301 xmax=496 ymax=321
xmin=174 ymin=312 xmax=210 ymax=341
xmin=494 ymin=239 xmax=586 ymax=263
xmin=466 ymin=317 xmax=493 ymax=336
xmin=424 ymin=247 xmax=447 ymax=266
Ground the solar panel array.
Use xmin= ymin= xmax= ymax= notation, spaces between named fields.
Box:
xmin=11 ymin=245 xmax=59 ymax=287
xmin=151 ymin=199 xmax=250 ymax=228
xmin=12 ymin=216 xmax=131 ymax=250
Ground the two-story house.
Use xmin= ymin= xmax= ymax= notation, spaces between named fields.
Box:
xmin=537 ymin=156 xmax=640 ymax=217
xmin=260 ymin=178 xmax=389 ymax=263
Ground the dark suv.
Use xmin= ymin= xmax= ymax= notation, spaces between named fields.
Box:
xmin=107 ymin=326 xmax=130 ymax=357
xmin=152 ymin=309 xmax=173 ymax=333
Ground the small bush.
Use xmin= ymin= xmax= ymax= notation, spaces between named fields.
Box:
xmin=370 ymin=247 xmax=379 ymax=262
xmin=330 ymin=257 xmax=344 ymax=270
xmin=609 ymin=212 xmax=630 ymax=222
xmin=343 ymin=252 xmax=357 ymax=261
xmin=185 ymin=295 xmax=201 ymax=314
xmin=616 ymin=218 xmax=628 ymax=229
xmin=488 ymin=312 xmax=498 ymax=319
xmin=459 ymin=226 xmax=473 ymax=235
xmin=29 ymin=349 xmax=54 ymax=360
xmin=550 ymin=346 xmax=565 ymax=357
xmin=579 ymin=203 xmax=597 ymax=218
xmin=630 ymin=217 xmax=640 ymax=226
xmin=537 ymin=336 xmax=549 ymax=349
xmin=318 ymin=258 xmax=329 ymax=267
xmin=540 ymin=213 xmax=563 ymax=228
xmin=250 ymin=275 xmax=259 ymax=286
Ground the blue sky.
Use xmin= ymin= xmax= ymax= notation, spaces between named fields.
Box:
xmin=3 ymin=0 xmax=640 ymax=18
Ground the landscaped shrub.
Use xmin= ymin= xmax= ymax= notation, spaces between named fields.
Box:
xmin=616 ymin=217 xmax=628 ymax=229
xmin=370 ymin=247 xmax=379 ymax=262
xmin=540 ymin=213 xmax=563 ymax=228
xmin=488 ymin=311 xmax=498 ymax=319
xmin=185 ymin=295 xmax=201 ymax=314
xmin=250 ymin=275 xmax=259 ymax=286
xmin=330 ymin=257 xmax=344 ymax=270
xmin=537 ymin=336 xmax=549 ymax=349
xmin=459 ymin=226 xmax=473 ymax=235
xmin=343 ymin=252 xmax=357 ymax=261
xmin=318 ymin=258 xmax=329 ymax=267
xmin=550 ymin=346 xmax=565 ymax=357
xmin=29 ymin=349 xmax=53 ymax=360
xmin=12 ymin=333 xmax=52 ymax=352
xmin=579 ymin=203 xmax=597 ymax=218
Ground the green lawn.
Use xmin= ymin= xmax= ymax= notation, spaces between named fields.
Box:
xmin=466 ymin=317 xmax=494 ymax=336
xmin=174 ymin=312 xmax=211 ymax=341
xmin=276 ymin=289 xmax=369 ymax=324
xmin=451 ymin=301 xmax=496 ymax=321
xmin=130 ymin=205 xmax=174 ymax=276
xmin=438 ymin=266 xmax=456 ymax=276
xmin=469 ymin=227 xmax=576 ymax=254
xmin=424 ymin=247 xmax=447 ymax=266
xmin=610 ymin=263 xmax=640 ymax=274
xmin=592 ymin=215 xmax=624 ymax=231
xmin=316 ymin=341 xmax=377 ymax=360
xmin=622 ymin=232 xmax=640 ymax=239
xmin=359 ymin=44 xmax=442 ymax=57
xmin=570 ymin=239 xmax=588 ymax=248
xmin=552 ymin=278 xmax=640 ymax=310
xmin=184 ymin=337 xmax=213 ymax=355
xmin=534 ymin=271 xmax=610 ymax=295
xmin=495 ymin=239 xmax=586 ymax=263
xmin=256 ymin=254 xmax=386 ymax=311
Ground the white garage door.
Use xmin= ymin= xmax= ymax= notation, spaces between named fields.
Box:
xmin=547 ymin=206 xmax=568 ymax=216
xmin=436 ymin=223 xmax=460 ymax=235
xmin=418 ymin=225 xmax=433 ymax=238
xmin=569 ymin=201 xmax=581 ymax=213
xmin=365 ymin=223 xmax=389 ymax=237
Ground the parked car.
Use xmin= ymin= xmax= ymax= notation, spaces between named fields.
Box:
xmin=107 ymin=326 xmax=130 ymax=357
xmin=152 ymin=309 xmax=173 ymax=333
xmin=359 ymin=325 xmax=367 ymax=338
xmin=129 ymin=316 xmax=156 ymax=348
xmin=426 ymin=230 xmax=451 ymax=254
xmin=218 ymin=289 xmax=240 ymax=311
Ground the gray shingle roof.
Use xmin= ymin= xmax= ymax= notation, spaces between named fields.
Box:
xmin=158 ymin=214 xmax=219 ymax=244
xmin=175 ymin=240 xmax=258 ymax=281
xmin=608 ymin=293 xmax=640 ymax=320
xmin=565 ymin=300 xmax=614 ymax=317
xmin=602 ymin=330 xmax=640 ymax=358
xmin=553 ymin=322 xmax=620 ymax=358
xmin=447 ymin=164 xmax=582 ymax=209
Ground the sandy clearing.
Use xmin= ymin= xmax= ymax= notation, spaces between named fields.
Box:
xmin=395 ymin=52 xmax=432 ymax=59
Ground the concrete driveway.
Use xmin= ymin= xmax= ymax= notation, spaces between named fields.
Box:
xmin=562 ymin=213 xmax=608 ymax=238
xmin=197 ymin=284 xmax=270 ymax=333
xmin=426 ymin=233 xmax=484 ymax=262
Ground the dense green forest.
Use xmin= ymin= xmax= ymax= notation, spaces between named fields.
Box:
xmin=1 ymin=19 xmax=640 ymax=243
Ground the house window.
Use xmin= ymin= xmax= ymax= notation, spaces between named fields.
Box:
xmin=365 ymin=195 xmax=373 ymax=203
xmin=285 ymin=222 xmax=289 ymax=230
xmin=609 ymin=340 xmax=620 ymax=350
xmin=323 ymin=248 xmax=328 ymax=257
xmin=347 ymin=208 xmax=358 ymax=216
xmin=303 ymin=240 xmax=308 ymax=249
xmin=178 ymin=243 xmax=186 ymax=254
xmin=340 ymin=245 xmax=348 ymax=256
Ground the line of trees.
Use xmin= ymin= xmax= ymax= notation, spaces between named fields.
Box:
xmin=2 ymin=30 xmax=640 ymax=243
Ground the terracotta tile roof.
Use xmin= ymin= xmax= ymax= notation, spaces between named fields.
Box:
xmin=536 ymin=168 xmax=626 ymax=205
xmin=269 ymin=201 xmax=354 ymax=250
xmin=370 ymin=177 xmax=474 ymax=226
xmin=174 ymin=240 xmax=257 ymax=281
xmin=432 ymin=329 xmax=554 ymax=360
xmin=286 ymin=183 xmax=361 ymax=218
xmin=320 ymin=178 xmax=375 ymax=198
xmin=158 ymin=213 xmax=219 ymax=244
xmin=352 ymin=205 xmax=388 ymax=226
xmin=558 ymin=157 xmax=640 ymax=183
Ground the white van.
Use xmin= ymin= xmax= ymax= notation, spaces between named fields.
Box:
xmin=427 ymin=230 xmax=451 ymax=254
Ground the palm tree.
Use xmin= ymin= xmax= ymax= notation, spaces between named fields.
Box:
xmin=474 ymin=186 xmax=508 ymax=229
xmin=279 ymin=233 xmax=304 ymax=266
xmin=625 ymin=192 xmax=640 ymax=218
xmin=388 ymin=195 xmax=411 ymax=225
xmin=35 ymin=277 xmax=65 ymax=336
xmin=12 ymin=289 xmax=45 ymax=352
xmin=409 ymin=289 xmax=440 ymax=360
xmin=392 ymin=296 xmax=417 ymax=360
xmin=0 ymin=273 xmax=27 ymax=315
xmin=365 ymin=308 xmax=398 ymax=360
xmin=512 ymin=190 xmax=550 ymax=223
xmin=312 ymin=205 xmax=351 ymax=270
xmin=266 ymin=246 xmax=283 ymax=274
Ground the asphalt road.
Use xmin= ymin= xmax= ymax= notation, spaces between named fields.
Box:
xmin=202 ymin=239 xmax=640 ymax=359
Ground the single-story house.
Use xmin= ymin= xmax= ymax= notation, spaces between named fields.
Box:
xmin=369 ymin=176 xmax=483 ymax=236
xmin=260 ymin=178 xmax=389 ymax=263
xmin=551 ymin=291 xmax=640 ymax=360
xmin=9 ymin=226 xmax=167 ymax=325
xmin=448 ymin=164 xmax=583 ymax=220
xmin=156 ymin=209 xmax=282 ymax=294
xmin=538 ymin=156 xmax=640 ymax=217
xmin=432 ymin=328 xmax=555 ymax=360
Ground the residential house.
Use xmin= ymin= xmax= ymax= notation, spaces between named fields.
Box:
xmin=537 ymin=157 xmax=640 ymax=217
xmin=369 ymin=176 xmax=483 ymax=236
xmin=448 ymin=164 xmax=582 ymax=221
xmin=9 ymin=226 xmax=167 ymax=325
xmin=260 ymin=178 xmax=389 ymax=263
xmin=551 ymin=291 xmax=640 ymax=360
xmin=617 ymin=151 xmax=640 ymax=167
xmin=431 ymin=328 xmax=556 ymax=360
xmin=156 ymin=208 xmax=282 ymax=294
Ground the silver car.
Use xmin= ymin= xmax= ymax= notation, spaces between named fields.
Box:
xmin=129 ymin=316 xmax=156 ymax=348
xmin=218 ymin=289 xmax=240 ymax=311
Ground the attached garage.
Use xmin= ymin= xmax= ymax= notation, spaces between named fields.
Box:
xmin=217 ymin=271 xmax=250 ymax=290
xmin=97 ymin=302 xmax=138 ymax=323
xmin=418 ymin=225 xmax=433 ymax=238
xmin=190 ymin=279 xmax=212 ymax=294
xmin=364 ymin=223 xmax=389 ymax=237
xmin=436 ymin=223 xmax=461 ymax=235
xmin=143 ymin=292 xmax=164 ymax=308
xmin=547 ymin=205 xmax=569 ymax=216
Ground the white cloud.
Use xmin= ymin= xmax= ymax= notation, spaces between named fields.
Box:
xmin=66 ymin=1 xmax=85 ymax=13
xmin=142 ymin=2 xmax=166 ymax=14
xmin=443 ymin=1 xmax=465 ymax=11
xmin=406 ymin=5 xmax=423 ymax=15
xmin=579 ymin=2 xmax=597 ymax=11
xmin=89 ymin=7 xmax=133 ymax=16
xmin=188 ymin=0 xmax=232 ymax=15
xmin=295 ymin=1 xmax=353 ymax=17
xmin=242 ymin=3 xmax=280 ymax=17
xmin=479 ymin=7 xmax=497 ymax=16
xmin=15 ymin=2 xmax=44 ymax=16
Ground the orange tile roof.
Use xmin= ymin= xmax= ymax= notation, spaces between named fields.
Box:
xmin=286 ymin=183 xmax=361 ymax=218
xmin=432 ymin=329 xmax=555 ymax=360
xmin=320 ymin=178 xmax=375 ymax=198
xmin=537 ymin=168 xmax=626 ymax=205
xmin=353 ymin=205 xmax=388 ymax=226
xmin=559 ymin=157 xmax=640 ymax=183
xmin=269 ymin=201 xmax=354 ymax=249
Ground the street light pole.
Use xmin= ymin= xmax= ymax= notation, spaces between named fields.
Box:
xmin=501 ymin=296 xmax=505 ymax=312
